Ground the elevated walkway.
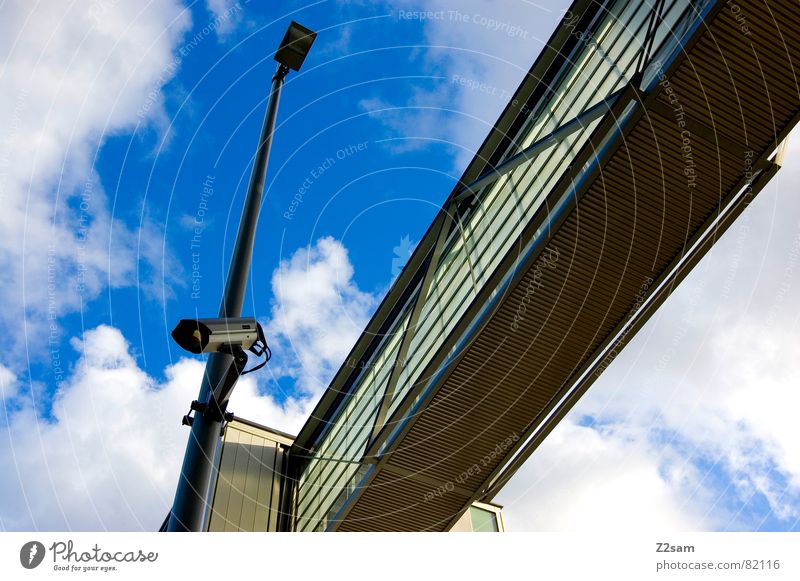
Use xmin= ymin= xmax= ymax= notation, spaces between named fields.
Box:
xmin=289 ymin=0 xmax=800 ymax=531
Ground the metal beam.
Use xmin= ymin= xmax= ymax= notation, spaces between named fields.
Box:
xmin=635 ymin=0 xmax=666 ymax=75
xmin=366 ymin=203 xmax=457 ymax=451
xmin=454 ymin=87 xmax=627 ymax=203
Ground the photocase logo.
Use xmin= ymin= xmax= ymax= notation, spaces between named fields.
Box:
xmin=392 ymin=235 xmax=416 ymax=278
xmin=20 ymin=541 xmax=46 ymax=569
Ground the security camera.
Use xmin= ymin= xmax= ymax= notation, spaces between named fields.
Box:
xmin=171 ymin=317 xmax=262 ymax=354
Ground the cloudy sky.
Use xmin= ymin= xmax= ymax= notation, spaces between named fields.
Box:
xmin=0 ymin=0 xmax=798 ymax=532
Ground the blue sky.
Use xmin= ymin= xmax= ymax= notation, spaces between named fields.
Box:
xmin=1 ymin=0 xmax=799 ymax=532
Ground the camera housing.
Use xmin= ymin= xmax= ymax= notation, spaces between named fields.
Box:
xmin=171 ymin=317 xmax=261 ymax=354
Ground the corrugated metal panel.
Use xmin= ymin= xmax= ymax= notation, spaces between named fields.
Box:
xmin=337 ymin=0 xmax=800 ymax=531
xmin=663 ymin=3 xmax=799 ymax=154
xmin=207 ymin=420 xmax=293 ymax=532
xmin=337 ymin=469 xmax=471 ymax=532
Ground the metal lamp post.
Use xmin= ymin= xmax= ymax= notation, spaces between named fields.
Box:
xmin=166 ymin=21 xmax=316 ymax=532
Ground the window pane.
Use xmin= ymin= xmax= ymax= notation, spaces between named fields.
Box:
xmin=469 ymin=506 xmax=499 ymax=532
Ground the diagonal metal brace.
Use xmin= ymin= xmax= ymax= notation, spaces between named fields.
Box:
xmin=454 ymin=86 xmax=627 ymax=203
xmin=364 ymin=201 xmax=458 ymax=454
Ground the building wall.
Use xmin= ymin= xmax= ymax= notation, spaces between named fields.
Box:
xmin=207 ymin=418 xmax=504 ymax=532
xmin=207 ymin=419 xmax=293 ymax=532
xmin=450 ymin=502 xmax=506 ymax=532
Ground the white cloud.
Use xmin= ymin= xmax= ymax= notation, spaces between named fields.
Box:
xmin=226 ymin=236 xmax=381 ymax=452
xmin=227 ymin=378 xmax=311 ymax=437
xmin=0 ymin=0 xmax=191 ymax=356
xmin=0 ymin=237 xmax=378 ymax=530
xmin=0 ymin=325 xmax=193 ymax=530
xmin=0 ymin=324 xmax=309 ymax=531
xmin=0 ymin=365 xmax=17 ymax=402
xmin=205 ymin=0 xmax=245 ymax=40
xmin=499 ymin=420 xmax=720 ymax=531
xmin=362 ymin=0 xmax=565 ymax=169
xmin=264 ymin=236 xmax=379 ymax=398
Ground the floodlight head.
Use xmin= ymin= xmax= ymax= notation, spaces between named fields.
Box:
xmin=274 ymin=21 xmax=316 ymax=71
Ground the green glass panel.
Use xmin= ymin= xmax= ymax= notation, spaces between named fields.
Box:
xmin=469 ymin=506 xmax=499 ymax=532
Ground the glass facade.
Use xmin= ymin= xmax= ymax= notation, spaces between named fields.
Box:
xmin=294 ymin=303 xmax=412 ymax=530
xmin=293 ymin=0 xmax=711 ymax=532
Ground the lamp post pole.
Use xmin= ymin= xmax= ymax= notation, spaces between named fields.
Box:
xmin=166 ymin=62 xmax=289 ymax=532
xmin=166 ymin=20 xmax=316 ymax=533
